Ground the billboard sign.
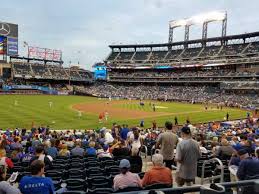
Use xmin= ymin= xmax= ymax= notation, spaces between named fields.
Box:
xmin=0 ymin=21 xmax=18 ymax=56
xmin=0 ymin=22 xmax=18 ymax=38
xmin=94 ymin=66 xmax=107 ymax=80
xmin=7 ymin=37 xmax=18 ymax=56
xmin=28 ymin=46 xmax=62 ymax=61
xmin=0 ymin=36 xmax=5 ymax=54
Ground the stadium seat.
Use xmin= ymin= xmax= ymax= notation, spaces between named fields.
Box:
xmin=60 ymin=191 xmax=86 ymax=194
xmin=70 ymin=162 xmax=84 ymax=169
xmin=88 ymin=188 xmax=114 ymax=194
xmin=87 ymin=176 xmax=111 ymax=189
xmin=45 ymin=170 xmax=64 ymax=180
xmin=64 ymin=179 xmax=87 ymax=191
xmin=105 ymin=166 xmax=120 ymax=176
xmin=68 ymin=169 xmax=86 ymax=179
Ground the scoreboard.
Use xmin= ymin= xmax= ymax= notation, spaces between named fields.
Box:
xmin=0 ymin=21 xmax=18 ymax=56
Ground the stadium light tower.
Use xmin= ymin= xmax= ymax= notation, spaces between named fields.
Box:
xmin=168 ymin=11 xmax=227 ymax=42
xmin=189 ymin=11 xmax=227 ymax=39
xmin=168 ymin=19 xmax=188 ymax=43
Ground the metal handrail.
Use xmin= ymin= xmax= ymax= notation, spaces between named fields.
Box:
xmin=201 ymin=157 xmax=224 ymax=185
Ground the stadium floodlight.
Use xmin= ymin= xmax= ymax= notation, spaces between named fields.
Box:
xmin=190 ymin=11 xmax=227 ymax=24
xmin=169 ymin=19 xmax=188 ymax=28
xmin=168 ymin=11 xmax=227 ymax=43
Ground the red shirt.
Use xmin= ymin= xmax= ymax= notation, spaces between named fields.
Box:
xmin=142 ymin=166 xmax=172 ymax=186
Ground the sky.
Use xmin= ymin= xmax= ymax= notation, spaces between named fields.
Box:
xmin=1 ymin=0 xmax=259 ymax=70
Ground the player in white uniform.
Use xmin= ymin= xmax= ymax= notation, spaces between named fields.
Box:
xmin=49 ymin=101 xmax=53 ymax=108
xmin=78 ymin=111 xmax=82 ymax=119
xmin=105 ymin=111 xmax=109 ymax=121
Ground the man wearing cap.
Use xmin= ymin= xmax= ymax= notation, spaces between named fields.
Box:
xmin=156 ymin=121 xmax=178 ymax=169
xmin=175 ymin=126 xmax=201 ymax=187
xmin=236 ymin=149 xmax=259 ymax=180
xmin=113 ymin=159 xmax=142 ymax=191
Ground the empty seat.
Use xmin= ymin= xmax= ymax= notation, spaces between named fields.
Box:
xmin=45 ymin=170 xmax=63 ymax=181
xmin=64 ymin=179 xmax=87 ymax=191
xmin=68 ymin=169 xmax=86 ymax=179
xmin=88 ymin=188 xmax=114 ymax=194
xmin=105 ymin=166 xmax=120 ymax=176
xmin=87 ymin=176 xmax=111 ymax=189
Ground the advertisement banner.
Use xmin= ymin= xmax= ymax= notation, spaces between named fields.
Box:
xmin=28 ymin=46 xmax=62 ymax=61
xmin=0 ymin=22 xmax=18 ymax=38
xmin=7 ymin=37 xmax=18 ymax=56
xmin=0 ymin=36 xmax=4 ymax=54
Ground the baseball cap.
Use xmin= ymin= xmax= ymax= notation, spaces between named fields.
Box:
xmin=119 ymin=159 xmax=131 ymax=169
xmin=181 ymin=126 xmax=191 ymax=134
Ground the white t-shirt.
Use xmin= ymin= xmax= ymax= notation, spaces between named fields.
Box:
xmin=105 ymin=132 xmax=114 ymax=144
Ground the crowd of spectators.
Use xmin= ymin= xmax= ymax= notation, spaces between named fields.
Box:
xmin=108 ymin=69 xmax=257 ymax=79
xmin=77 ymin=83 xmax=258 ymax=108
xmin=12 ymin=62 xmax=92 ymax=82
xmin=0 ymin=116 xmax=258 ymax=193
xmin=107 ymin=42 xmax=259 ymax=64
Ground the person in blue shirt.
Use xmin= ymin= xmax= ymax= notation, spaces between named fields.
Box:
xmin=120 ymin=124 xmax=129 ymax=141
xmin=237 ymin=149 xmax=259 ymax=180
xmin=46 ymin=139 xmax=58 ymax=159
xmin=86 ymin=141 xmax=97 ymax=156
xmin=19 ymin=160 xmax=55 ymax=194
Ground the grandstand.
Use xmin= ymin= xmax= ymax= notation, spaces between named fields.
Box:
xmin=10 ymin=56 xmax=93 ymax=83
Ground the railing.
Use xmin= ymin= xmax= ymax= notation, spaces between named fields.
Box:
xmin=117 ymin=179 xmax=259 ymax=194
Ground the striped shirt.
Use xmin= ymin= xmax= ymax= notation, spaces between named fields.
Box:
xmin=113 ymin=172 xmax=142 ymax=191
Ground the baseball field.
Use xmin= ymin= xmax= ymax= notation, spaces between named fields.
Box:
xmin=0 ymin=95 xmax=248 ymax=130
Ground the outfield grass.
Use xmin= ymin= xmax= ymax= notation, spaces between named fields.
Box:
xmin=0 ymin=95 xmax=248 ymax=130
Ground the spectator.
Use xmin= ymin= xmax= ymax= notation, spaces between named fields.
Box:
xmin=156 ymin=121 xmax=178 ymax=169
xmin=175 ymin=127 xmax=201 ymax=187
xmin=113 ymin=159 xmax=142 ymax=191
xmin=30 ymin=145 xmax=52 ymax=168
xmin=111 ymin=140 xmax=130 ymax=157
xmin=142 ymin=154 xmax=172 ymax=187
xmin=19 ymin=160 xmax=55 ymax=194
xmin=215 ymin=139 xmax=234 ymax=160
xmin=199 ymin=140 xmax=208 ymax=154
xmin=86 ymin=141 xmax=97 ymax=156
xmin=128 ymin=128 xmax=143 ymax=151
xmin=58 ymin=144 xmax=70 ymax=157
xmin=0 ymin=165 xmax=21 ymax=194
xmin=32 ymin=135 xmax=41 ymax=148
xmin=0 ymin=149 xmax=13 ymax=169
xmin=120 ymin=124 xmax=129 ymax=141
xmin=45 ymin=139 xmax=58 ymax=159
xmin=10 ymin=148 xmax=23 ymax=162
xmin=129 ymin=145 xmax=142 ymax=173
xmin=97 ymin=144 xmax=112 ymax=158
xmin=236 ymin=149 xmax=259 ymax=180
xmin=10 ymin=137 xmax=22 ymax=150
xmin=71 ymin=141 xmax=85 ymax=157
xmin=100 ymin=128 xmax=114 ymax=145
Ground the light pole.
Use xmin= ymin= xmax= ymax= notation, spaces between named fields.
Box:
xmin=69 ymin=60 xmax=71 ymax=86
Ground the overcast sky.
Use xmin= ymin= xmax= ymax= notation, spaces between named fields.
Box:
xmin=1 ymin=0 xmax=259 ymax=70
